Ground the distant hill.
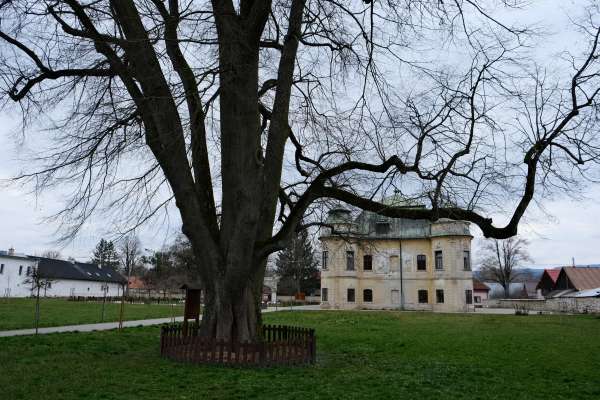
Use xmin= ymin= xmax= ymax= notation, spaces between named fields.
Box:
xmin=473 ymin=268 xmax=543 ymax=282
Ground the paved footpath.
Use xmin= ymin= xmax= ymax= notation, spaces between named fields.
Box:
xmin=0 ymin=317 xmax=185 ymax=338
xmin=0 ymin=304 xmax=321 ymax=338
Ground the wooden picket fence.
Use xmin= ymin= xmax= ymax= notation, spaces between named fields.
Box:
xmin=160 ymin=323 xmax=316 ymax=367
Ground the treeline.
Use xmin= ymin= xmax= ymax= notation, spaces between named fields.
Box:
xmin=89 ymin=234 xmax=199 ymax=291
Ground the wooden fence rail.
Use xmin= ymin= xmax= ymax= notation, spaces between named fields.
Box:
xmin=160 ymin=323 xmax=316 ymax=367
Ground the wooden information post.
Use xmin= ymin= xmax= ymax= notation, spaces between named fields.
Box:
xmin=180 ymin=284 xmax=201 ymax=334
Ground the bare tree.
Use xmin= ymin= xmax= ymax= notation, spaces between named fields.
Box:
xmin=117 ymin=235 xmax=142 ymax=296
xmin=479 ymin=237 xmax=532 ymax=299
xmin=2 ymin=1 xmax=600 ymax=341
xmin=40 ymin=250 xmax=62 ymax=260
xmin=23 ymin=265 xmax=54 ymax=334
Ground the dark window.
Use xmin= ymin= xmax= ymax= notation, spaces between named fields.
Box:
xmin=322 ymin=251 xmax=328 ymax=270
xmin=363 ymin=255 xmax=372 ymax=271
xmin=474 ymin=296 xmax=481 ymax=304
xmin=322 ymin=288 xmax=328 ymax=302
xmin=375 ymin=222 xmax=390 ymax=235
xmin=18 ymin=266 xmax=23 ymax=275
xmin=47 ymin=282 xmax=52 ymax=289
xmin=465 ymin=289 xmax=473 ymax=305
xmin=436 ymin=289 xmax=444 ymax=304
xmin=417 ymin=255 xmax=427 ymax=271
xmin=346 ymin=251 xmax=355 ymax=271
xmin=26 ymin=266 xmax=31 ymax=276
xmin=435 ymin=250 xmax=443 ymax=270
xmin=363 ymin=289 xmax=373 ymax=302
xmin=418 ymin=289 xmax=428 ymax=304
xmin=347 ymin=288 xmax=355 ymax=302
xmin=463 ymin=251 xmax=471 ymax=271
xmin=0 ymin=264 xmax=4 ymax=274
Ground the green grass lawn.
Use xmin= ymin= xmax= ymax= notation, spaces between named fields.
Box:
xmin=1 ymin=311 xmax=599 ymax=399
xmin=0 ymin=298 xmax=183 ymax=330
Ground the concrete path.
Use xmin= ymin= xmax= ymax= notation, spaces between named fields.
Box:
xmin=0 ymin=304 xmax=322 ymax=338
xmin=0 ymin=316 xmax=185 ymax=338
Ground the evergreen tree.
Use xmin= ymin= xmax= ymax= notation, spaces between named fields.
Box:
xmin=275 ymin=230 xmax=320 ymax=296
xmin=91 ymin=238 xmax=119 ymax=270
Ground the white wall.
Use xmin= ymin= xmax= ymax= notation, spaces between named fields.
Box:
xmin=0 ymin=256 xmax=37 ymax=297
xmin=0 ymin=255 xmax=123 ymax=298
xmin=45 ymin=279 xmax=123 ymax=297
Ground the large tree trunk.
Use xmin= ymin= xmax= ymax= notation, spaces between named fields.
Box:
xmin=199 ymin=262 xmax=265 ymax=342
xmin=192 ymin=16 xmax=272 ymax=343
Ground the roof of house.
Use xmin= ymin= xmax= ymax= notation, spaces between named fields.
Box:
xmin=546 ymin=289 xmax=576 ymax=298
xmin=562 ymin=267 xmax=600 ymax=290
xmin=128 ymin=276 xmax=146 ymax=289
xmin=545 ymin=269 xmax=561 ymax=283
xmin=566 ymin=287 xmax=600 ymax=298
xmin=322 ymin=205 xmax=472 ymax=240
xmin=473 ymin=279 xmax=490 ymax=291
xmin=34 ymin=257 xmax=126 ymax=284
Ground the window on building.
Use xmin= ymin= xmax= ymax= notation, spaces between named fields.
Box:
xmin=463 ymin=250 xmax=471 ymax=271
xmin=346 ymin=251 xmax=355 ymax=271
xmin=322 ymin=288 xmax=328 ymax=302
xmin=322 ymin=251 xmax=328 ymax=270
xmin=417 ymin=254 xmax=427 ymax=271
xmin=375 ymin=222 xmax=390 ymax=235
xmin=363 ymin=254 xmax=372 ymax=271
xmin=347 ymin=288 xmax=355 ymax=302
xmin=363 ymin=289 xmax=373 ymax=302
xmin=436 ymin=289 xmax=445 ymax=304
xmin=0 ymin=264 xmax=4 ymax=274
xmin=47 ymin=282 xmax=52 ymax=289
xmin=465 ymin=289 xmax=473 ymax=304
xmin=418 ymin=289 xmax=428 ymax=304
xmin=19 ymin=265 xmax=23 ymax=275
xmin=391 ymin=289 xmax=400 ymax=304
xmin=435 ymin=250 xmax=443 ymax=270
xmin=389 ymin=255 xmax=399 ymax=272
xmin=474 ymin=296 xmax=481 ymax=304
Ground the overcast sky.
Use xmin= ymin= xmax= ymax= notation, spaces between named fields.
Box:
xmin=0 ymin=0 xmax=598 ymax=267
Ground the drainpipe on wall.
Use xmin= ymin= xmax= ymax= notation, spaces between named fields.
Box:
xmin=399 ymin=217 xmax=404 ymax=310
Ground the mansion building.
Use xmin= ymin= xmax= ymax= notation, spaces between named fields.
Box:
xmin=320 ymin=206 xmax=475 ymax=313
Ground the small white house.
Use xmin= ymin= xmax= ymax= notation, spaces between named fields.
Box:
xmin=0 ymin=248 xmax=126 ymax=298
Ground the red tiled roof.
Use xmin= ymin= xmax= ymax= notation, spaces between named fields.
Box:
xmin=128 ymin=276 xmax=146 ymax=289
xmin=563 ymin=267 xmax=600 ymax=290
xmin=473 ymin=279 xmax=490 ymax=291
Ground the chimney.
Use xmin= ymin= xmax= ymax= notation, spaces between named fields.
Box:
xmin=8 ymin=247 xmax=15 ymax=256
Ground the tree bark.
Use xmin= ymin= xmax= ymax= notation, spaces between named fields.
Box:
xmin=199 ymin=260 xmax=265 ymax=342
xmin=192 ymin=11 xmax=270 ymax=343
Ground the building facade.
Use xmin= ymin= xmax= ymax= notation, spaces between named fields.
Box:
xmin=472 ymin=279 xmax=490 ymax=307
xmin=319 ymin=207 xmax=474 ymax=312
xmin=0 ymin=248 xmax=126 ymax=298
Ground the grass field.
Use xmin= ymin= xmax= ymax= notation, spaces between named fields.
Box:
xmin=0 ymin=298 xmax=183 ymax=330
xmin=1 ymin=311 xmax=599 ymax=399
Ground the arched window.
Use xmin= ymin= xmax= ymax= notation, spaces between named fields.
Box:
xmin=363 ymin=289 xmax=373 ymax=303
